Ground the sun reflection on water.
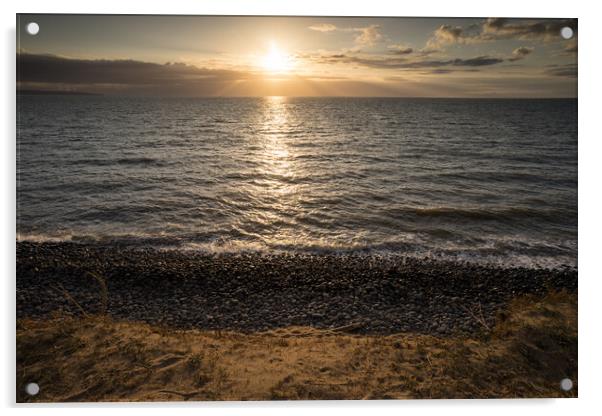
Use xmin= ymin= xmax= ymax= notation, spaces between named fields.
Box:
xmin=258 ymin=96 xmax=295 ymax=193
xmin=246 ymin=96 xmax=307 ymax=247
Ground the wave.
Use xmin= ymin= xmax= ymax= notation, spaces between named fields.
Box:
xmin=68 ymin=157 xmax=167 ymax=167
xmin=407 ymin=206 xmax=573 ymax=222
xmin=16 ymin=232 xmax=577 ymax=270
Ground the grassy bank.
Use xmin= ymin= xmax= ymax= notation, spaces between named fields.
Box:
xmin=17 ymin=291 xmax=577 ymax=402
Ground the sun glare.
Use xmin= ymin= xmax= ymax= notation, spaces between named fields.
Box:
xmin=261 ymin=42 xmax=294 ymax=73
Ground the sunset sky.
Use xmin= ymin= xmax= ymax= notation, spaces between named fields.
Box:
xmin=17 ymin=14 xmax=577 ymax=97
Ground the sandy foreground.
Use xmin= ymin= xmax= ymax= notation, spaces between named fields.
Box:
xmin=17 ymin=291 xmax=576 ymax=402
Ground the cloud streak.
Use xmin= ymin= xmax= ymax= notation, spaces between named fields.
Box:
xmin=306 ymin=52 xmax=505 ymax=70
xmin=508 ymin=46 xmax=534 ymax=62
xmin=308 ymin=23 xmax=337 ymax=32
xmin=545 ymin=63 xmax=577 ymax=78
xmin=388 ymin=44 xmax=414 ymax=55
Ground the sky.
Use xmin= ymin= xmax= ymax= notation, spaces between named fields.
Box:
xmin=17 ymin=14 xmax=577 ymax=97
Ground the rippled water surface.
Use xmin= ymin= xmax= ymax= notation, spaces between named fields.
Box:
xmin=17 ymin=96 xmax=577 ymax=267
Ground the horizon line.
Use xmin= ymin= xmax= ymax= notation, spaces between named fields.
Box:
xmin=16 ymin=90 xmax=577 ymax=100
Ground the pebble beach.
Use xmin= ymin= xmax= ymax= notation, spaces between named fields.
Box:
xmin=16 ymin=241 xmax=577 ymax=335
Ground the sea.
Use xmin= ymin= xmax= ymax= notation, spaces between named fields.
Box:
xmin=17 ymin=96 xmax=578 ymax=268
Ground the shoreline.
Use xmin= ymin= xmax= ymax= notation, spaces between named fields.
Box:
xmin=17 ymin=241 xmax=577 ymax=336
xmin=15 ymin=235 xmax=578 ymax=271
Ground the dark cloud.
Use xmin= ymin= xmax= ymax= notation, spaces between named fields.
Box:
xmin=425 ymin=68 xmax=454 ymax=75
xmin=384 ymin=45 xmax=439 ymax=57
xmin=448 ymin=56 xmax=504 ymax=67
xmin=17 ymin=53 xmax=245 ymax=85
xmin=17 ymin=53 xmax=254 ymax=95
xmin=482 ymin=18 xmax=577 ymax=41
xmin=429 ymin=18 xmax=577 ymax=46
xmin=545 ymin=63 xmax=577 ymax=78
xmin=388 ymin=45 xmax=414 ymax=55
xmin=508 ymin=46 xmax=534 ymax=62
xmin=309 ymin=52 xmax=504 ymax=70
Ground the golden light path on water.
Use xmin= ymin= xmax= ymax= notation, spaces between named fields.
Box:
xmin=260 ymin=96 xmax=292 ymax=184
xmin=245 ymin=96 xmax=305 ymax=249
xmin=250 ymin=96 xmax=380 ymax=251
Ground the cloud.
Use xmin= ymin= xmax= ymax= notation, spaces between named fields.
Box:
xmin=17 ymin=53 xmax=245 ymax=85
xmin=428 ymin=18 xmax=577 ymax=47
xmin=427 ymin=23 xmax=482 ymax=47
xmin=564 ymin=38 xmax=577 ymax=53
xmin=388 ymin=44 xmax=414 ymax=55
xmin=308 ymin=23 xmax=383 ymax=47
xmin=482 ymin=18 xmax=576 ymax=42
xmin=307 ymin=52 xmax=504 ymax=70
xmin=545 ymin=63 xmax=577 ymax=78
xmin=308 ymin=23 xmax=337 ymax=32
xmin=17 ymin=53 xmax=253 ymax=95
xmin=508 ymin=46 xmax=534 ymax=61
xmin=429 ymin=25 xmax=464 ymax=46
xmin=415 ymin=47 xmax=441 ymax=57
xmin=448 ymin=56 xmax=505 ymax=67
xmin=353 ymin=25 xmax=383 ymax=46
xmin=17 ymin=50 xmax=575 ymax=98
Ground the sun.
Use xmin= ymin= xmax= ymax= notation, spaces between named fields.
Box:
xmin=261 ymin=42 xmax=294 ymax=73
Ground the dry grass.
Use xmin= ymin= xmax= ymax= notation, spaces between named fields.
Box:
xmin=16 ymin=291 xmax=577 ymax=402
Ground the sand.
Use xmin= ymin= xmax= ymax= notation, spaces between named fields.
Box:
xmin=16 ymin=291 xmax=577 ymax=402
